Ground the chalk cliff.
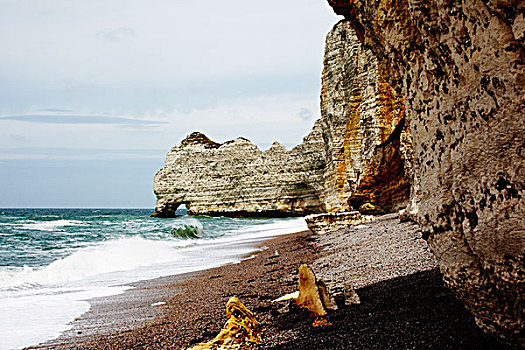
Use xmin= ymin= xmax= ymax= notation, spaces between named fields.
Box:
xmin=153 ymin=126 xmax=327 ymax=217
xmin=154 ymin=22 xmax=412 ymax=218
xmin=327 ymin=0 xmax=524 ymax=345
xmin=320 ymin=21 xmax=413 ymax=214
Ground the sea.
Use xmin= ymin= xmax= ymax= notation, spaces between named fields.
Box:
xmin=0 ymin=208 xmax=307 ymax=350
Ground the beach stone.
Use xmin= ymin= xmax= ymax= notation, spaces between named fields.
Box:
xmin=326 ymin=0 xmax=525 ymax=345
xmin=317 ymin=279 xmax=338 ymax=311
xmin=344 ymin=283 xmax=361 ymax=306
xmin=187 ymin=297 xmax=260 ymax=350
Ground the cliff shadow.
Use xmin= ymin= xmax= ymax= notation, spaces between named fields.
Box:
xmin=262 ymin=269 xmax=511 ymax=350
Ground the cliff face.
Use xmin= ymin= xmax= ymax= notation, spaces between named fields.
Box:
xmin=327 ymin=0 xmax=525 ymax=344
xmin=154 ymin=127 xmax=326 ymax=217
xmin=320 ymin=22 xmax=413 ymax=214
xmin=154 ymin=22 xmax=412 ymax=218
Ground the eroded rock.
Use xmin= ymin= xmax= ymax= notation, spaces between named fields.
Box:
xmin=153 ymin=22 xmax=413 ymax=218
xmin=154 ymin=127 xmax=327 ymax=217
xmin=344 ymin=283 xmax=361 ymax=306
xmin=320 ymin=22 xmax=414 ymax=214
xmin=296 ymin=264 xmax=327 ymax=316
xmin=305 ymin=210 xmax=373 ymax=234
xmin=277 ymin=264 xmax=358 ymax=315
xmin=317 ymin=278 xmax=338 ymax=311
xmin=187 ymin=297 xmax=260 ymax=350
xmin=326 ymin=0 xmax=525 ymax=345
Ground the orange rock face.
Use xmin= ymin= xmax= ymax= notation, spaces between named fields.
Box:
xmin=320 ymin=21 xmax=413 ymax=214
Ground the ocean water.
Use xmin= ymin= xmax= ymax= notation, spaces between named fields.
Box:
xmin=0 ymin=208 xmax=307 ymax=350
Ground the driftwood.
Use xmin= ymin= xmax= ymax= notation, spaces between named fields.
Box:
xmin=273 ymin=264 xmax=360 ymax=327
xmin=296 ymin=264 xmax=327 ymax=316
xmin=187 ymin=297 xmax=260 ymax=350
xmin=317 ymin=278 xmax=338 ymax=311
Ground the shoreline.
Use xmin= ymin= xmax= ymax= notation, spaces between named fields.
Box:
xmin=28 ymin=271 xmax=200 ymax=349
xmin=30 ymin=215 xmax=510 ymax=349
xmin=28 ymin=230 xmax=315 ymax=350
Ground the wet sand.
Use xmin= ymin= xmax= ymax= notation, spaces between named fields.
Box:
xmin=29 ymin=214 xmax=510 ymax=349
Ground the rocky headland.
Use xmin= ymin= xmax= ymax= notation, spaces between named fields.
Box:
xmin=153 ymin=0 xmax=524 ymax=346
xmin=153 ymin=127 xmax=327 ymax=217
xmin=154 ymin=21 xmax=412 ymax=219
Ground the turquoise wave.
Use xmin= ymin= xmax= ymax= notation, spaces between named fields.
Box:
xmin=170 ymin=224 xmax=203 ymax=239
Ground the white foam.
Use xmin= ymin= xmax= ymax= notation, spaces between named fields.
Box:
xmin=205 ymin=217 xmax=308 ymax=245
xmin=232 ymin=217 xmax=307 ymax=236
xmin=0 ymin=237 xmax=185 ymax=289
xmin=180 ymin=217 xmax=203 ymax=232
xmin=0 ymin=285 xmax=128 ymax=350
xmin=19 ymin=219 xmax=87 ymax=231
xmin=40 ymin=237 xmax=182 ymax=284
xmin=1 ymin=218 xmax=307 ymax=291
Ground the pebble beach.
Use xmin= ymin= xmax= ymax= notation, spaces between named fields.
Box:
xmin=29 ymin=214 xmax=510 ymax=350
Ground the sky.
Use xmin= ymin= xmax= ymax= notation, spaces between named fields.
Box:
xmin=0 ymin=0 xmax=340 ymax=208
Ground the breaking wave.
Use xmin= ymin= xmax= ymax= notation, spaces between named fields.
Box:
xmin=0 ymin=237 xmax=182 ymax=289
xmin=169 ymin=219 xmax=203 ymax=239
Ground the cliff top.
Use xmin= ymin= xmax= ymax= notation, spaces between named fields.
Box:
xmin=180 ymin=132 xmax=222 ymax=149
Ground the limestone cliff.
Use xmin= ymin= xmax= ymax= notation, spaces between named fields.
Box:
xmin=153 ymin=126 xmax=327 ymax=217
xmin=154 ymin=22 xmax=412 ymax=218
xmin=327 ymin=0 xmax=525 ymax=345
xmin=320 ymin=21 xmax=413 ymax=214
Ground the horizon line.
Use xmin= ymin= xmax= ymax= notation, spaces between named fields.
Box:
xmin=0 ymin=206 xmax=154 ymax=209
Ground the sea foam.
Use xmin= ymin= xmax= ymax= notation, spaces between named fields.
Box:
xmin=0 ymin=218 xmax=306 ymax=291
xmin=19 ymin=219 xmax=86 ymax=231
xmin=0 ymin=237 xmax=185 ymax=289
xmin=0 ymin=285 xmax=128 ymax=350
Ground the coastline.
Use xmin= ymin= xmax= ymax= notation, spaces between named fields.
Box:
xmin=29 ymin=215 xmax=510 ymax=349
xmin=28 ymin=230 xmax=317 ymax=350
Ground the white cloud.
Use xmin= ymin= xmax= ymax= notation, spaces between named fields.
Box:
xmin=0 ymin=94 xmax=320 ymax=160
xmin=0 ymin=0 xmax=337 ymax=94
xmin=0 ymin=147 xmax=162 ymax=161
xmin=0 ymin=112 xmax=166 ymax=126
xmin=157 ymin=94 xmax=320 ymax=148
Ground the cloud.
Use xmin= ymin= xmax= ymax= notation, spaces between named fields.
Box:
xmin=96 ymin=27 xmax=136 ymax=43
xmin=297 ymin=107 xmax=315 ymax=121
xmin=36 ymin=108 xmax=73 ymax=113
xmin=0 ymin=113 xmax=167 ymax=126
xmin=158 ymin=94 xmax=320 ymax=148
